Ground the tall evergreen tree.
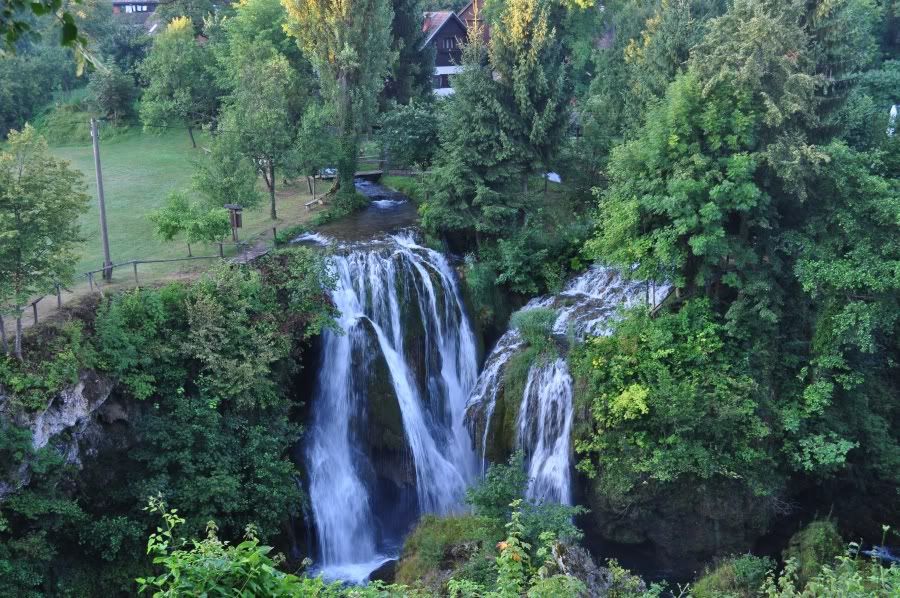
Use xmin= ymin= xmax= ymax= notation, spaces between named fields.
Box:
xmin=488 ymin=0 xmax=569 ymax=183
xmin=383 ymin=0 xmax=435 ymax=104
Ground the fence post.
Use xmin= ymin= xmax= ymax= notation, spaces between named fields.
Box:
xmin=56 ymin=284 xmax=62 ymax=308
xmin=88 ymin=272 xmax=94 ymax=292
xmin=133 ymin=261 xmax=139 ymax=285
xmin=218 ymin=243 xmax=224 ymax=258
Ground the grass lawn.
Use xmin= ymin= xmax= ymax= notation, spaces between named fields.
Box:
xmin=51 ymin=128 xmax=319 ymax=282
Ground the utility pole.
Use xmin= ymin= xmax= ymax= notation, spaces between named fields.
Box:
xmin=90 ymin=118 xmax=113 ymax=281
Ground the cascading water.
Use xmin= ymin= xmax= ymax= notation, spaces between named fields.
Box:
xmin=466 ymin=266 xmax=668 ymax=505
xmin=305 ymin=232 xmax=479 ymax=582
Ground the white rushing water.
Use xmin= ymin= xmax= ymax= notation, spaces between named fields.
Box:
xmin=306 ymin=233 xmax=478 ymax=581
xmin=466 ymin=266 xmax=668 ymax=505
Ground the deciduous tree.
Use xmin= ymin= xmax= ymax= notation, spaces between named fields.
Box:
xmin=138 ymin=16 xmax=219 ymax=148
xmin=283 ymin=0 xmax=395 ymax=197
xmin=0 ymin=125 xmax=88 ymax=358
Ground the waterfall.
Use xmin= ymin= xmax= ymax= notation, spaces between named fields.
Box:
xmin=518 ymin=358 xmax=574 ymax=504
xmin=466 ymin=266 xmax=667 ymax=505
xmin=305 ymin=233 xmax=478 ymax=581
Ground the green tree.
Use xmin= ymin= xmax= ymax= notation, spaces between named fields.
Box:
xmin=573 ymin=300 xmax=771 ymax=502
xmin=283 ymin=0 xmax=395 ymax=198
xmin=423 ymin=34 xmax=517 ymax=242
xmin=294 ymin=102 xmax=338 ymax=198
xmin=87 ymin=64 xmax=137 ymax=123
xmin=383 ymin=0 xmax=434 ymax=104
xmin=488 ymin=0 xmax=569 ymax=184
xmin=0 ymin=125 xmax=88 ymax=359
xmin=153 ymin=0 xmax=216 ymax=32
xmin=138 ymin=16 xmax=219 ymax=148
xmin=149 ymin=191 xmax=230 ymax=255
xmin=378 ymin=99 xmax=439 ymax=169
xmin=217 ymin=44 xmax=301 ymax=219
xmin=192 ymin=138 xmax=262 ymax=211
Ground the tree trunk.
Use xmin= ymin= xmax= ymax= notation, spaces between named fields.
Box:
xmin=312 ymin=176 xmax=316 ymax=199
xmin=307 ymin=176 xmax=314 ymax=194
xmin=187 ymin=126 xmax=197 ymax=149
xmin=15 ymin=314 xmax=23 ymax=361
xmin=269 ymin=163 xmax=277 ymax=220
xmin=0 ymin=315 xmax=7 ymax=355
xmin=187 ymin=242 xmax=192 ymax=257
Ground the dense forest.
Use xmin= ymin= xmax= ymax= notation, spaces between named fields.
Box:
xmin=0 ymin=0 xmax=898 ymax=595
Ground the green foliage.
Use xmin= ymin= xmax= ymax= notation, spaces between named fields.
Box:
xmin=573 ymin=300 xmax=772 ymax=501
xmin=149 ymin=190 xmax=230 ymax=251
xmin=137 ymin=497 xmax=325 ymax=596
xmin=138 ymin=17 xmax=220 ymax=146
xmin=382 ymin=0 xmax=434 ymax=104
xmin=379 ymin=100 xmax=440 ymax=169
xmin=692 ymin=554 xmax=775 ymax=597
xmin=0 ymin=46 xmax=74 ymax=138
xmin=0 ymin=124 xmax=89 ymax=358
xmin=283 ymin=0 xmax=395 ymax=192
xmin=153 ymin=0 xmax=216 ymax=31
xmin=0 ymin=322 xmax=87 ymax=411
xmin=0 ymin=424 xmax=85 ymax=597
xmin=466 ymin=452 xmax=586 ymax=545
xmin=215 ymin=16 xmax=309 ymax=218
xmin=295 ymin=102 xmax=339 ymax=179
xmin=761 ymin=549 xmax=900 ymax=597
xmin=87 ymin=64 xmax=136 ymax=123
xmin=192 ymin=137 xmax=262 ymax=211
xmin=395 ymin=514 xmax=505 ymax=586
xmin=467 ymin=452 xmax=529 ymax=522
xmin=510 ymin=308 xmax=556 ymax=354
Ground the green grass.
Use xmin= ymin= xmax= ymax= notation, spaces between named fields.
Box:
xmin=381 ymin=174 xmax=426 ymax=203
xmin=50 ymin=128 xmax=319 ymax=283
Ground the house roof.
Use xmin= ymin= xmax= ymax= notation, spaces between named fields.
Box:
xmin=421 ymin=11 xmax=466 ymax=48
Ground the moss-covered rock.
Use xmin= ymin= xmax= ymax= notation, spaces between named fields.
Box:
xmin=394 ymin=514 xmax=504 ymax=593
xmin=692 ymin=554 xmax=774 ymax=597
xmin=782 ymin=520 xmax=844 ymax=586
xmin=354 ymin=319 xmax=412 ymax=488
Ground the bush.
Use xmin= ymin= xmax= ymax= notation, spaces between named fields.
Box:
xmin=572 ymin=299 xmax=772 ymax=503
xmin=467 ymin=452 xmax=528 ymax=521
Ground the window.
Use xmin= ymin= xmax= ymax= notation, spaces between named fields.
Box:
xmin=440 ymin=37 xmax=456 ymax=50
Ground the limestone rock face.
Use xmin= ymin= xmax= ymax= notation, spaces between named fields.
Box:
xmin=0 ymin=372 xmax=116 ymax=500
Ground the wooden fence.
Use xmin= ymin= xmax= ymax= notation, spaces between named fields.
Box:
xmin=3 ymin=230 xmax=284 ymax=339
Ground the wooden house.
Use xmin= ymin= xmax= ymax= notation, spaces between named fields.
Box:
xmin=421 ymin=11 xmax=467 ymax=95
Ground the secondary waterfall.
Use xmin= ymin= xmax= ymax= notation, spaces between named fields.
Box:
xmin=305 ymin=232 xmax=478 ymax=581
xmin=466 ymin=266 xmax=668 ymax=505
